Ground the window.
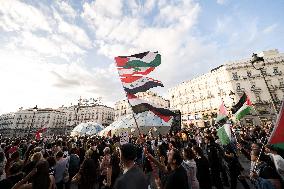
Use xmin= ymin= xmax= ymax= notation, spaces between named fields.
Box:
xmin=273 ymin=67 xmax=279 ymax=74
xmin=261 ymin=69 xmax=267 ymax=76
xmin=279 ymin=78 xmax=284 ymax=86
xmin=251 ymin=82 xmax=256 ymax=89
xmin=236 ymin=83 xmax=241 ymax=90
xmin=247 ymin=71 xmax=252 ymax=78
xmin=232 ymin=72 xmax=238 ymax=80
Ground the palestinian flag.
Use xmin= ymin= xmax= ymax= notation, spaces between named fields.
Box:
xmin=268 ymin=101 xmax=284 ymax=150
xmin=127 ymin=93 xmax=176 ymax=122
xmin=217 ymin=124 xmax=232 ymax=145
xmin=231 ymin=93 xmax=247 ymax=114
xmin=216 ymin=101 xmax=228 ymax=123
xmin=123 ymin=77 xmax=164 ymax=94
xmin=235 ymin=96 xmax=253 ymax=120
xmin=115 ymin=51 xmax=161 ymax=69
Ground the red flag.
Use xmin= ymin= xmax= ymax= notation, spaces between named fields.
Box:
xmin=268 ymin=101 xmax=284 ymax=150
xmin=35 ymin=131 xmax=41 ymax=140
xmin=35 ymin=127 xmax=47 ymax=140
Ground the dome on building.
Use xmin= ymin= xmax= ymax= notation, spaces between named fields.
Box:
xmin=71 ymin=122 xmax=104 ymax=136
xmin=99 ymin=111 xmax=172 ymax=137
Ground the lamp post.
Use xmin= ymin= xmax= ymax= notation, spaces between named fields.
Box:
xmin=250 ymin=53 xmax=278 ymax=115
xmin=28 ymin=105 xmax=38 ymax=138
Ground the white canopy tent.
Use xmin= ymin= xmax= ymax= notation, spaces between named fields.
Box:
xmin=71 ymin=122 xmax=104 ymax=137
xmin=99 ymin=111 xmax=172 ymax=137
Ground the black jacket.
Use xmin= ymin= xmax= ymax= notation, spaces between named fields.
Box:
xmin=113 ymin=166 xmax=148 ymax=189
xmin=164 ymin=165 xmax=190 ymax=189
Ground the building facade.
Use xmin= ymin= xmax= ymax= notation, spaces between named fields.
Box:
xmin=0 ymin=98 xmax=115 ymax=137
xmin=114 ymin=91 xmax=170 ymax=120
xmin=168 ymin=49 xmax=284 ymax=127
xmin=0 ymin=113 xmax=15 ymax=137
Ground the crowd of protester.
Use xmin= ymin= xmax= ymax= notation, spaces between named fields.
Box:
xmin=0 ymin=122 xmax=284 ymax=189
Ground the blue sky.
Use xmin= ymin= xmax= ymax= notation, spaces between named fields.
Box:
xmin=0 ymin=0 xmax=283 ymax=114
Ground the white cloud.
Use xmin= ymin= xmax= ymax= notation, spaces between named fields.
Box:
xmin=56 ymin=14 xmax=92 ymax=48
xmin=0 ymin=0 xmax=92 ymax=61
xmin=0 ymin=49 xmax=121 ymax=114
xmin=0 ymin=0 xmax=51 ymax=32
xmin=81 ymin=0 xmax=205 ymax=86
xmin=55 ymin=0 xmax=77 ymax=19
xmin=263 ymin=24 xmax=278 ymax=34
xmin=216 ymin=0 xmax=227 ymax=5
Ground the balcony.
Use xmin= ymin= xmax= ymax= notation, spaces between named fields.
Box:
xmin=251 ymin=87 xmax=261 ymax=93
xmin=268 ymin=85 xmax=278 ymax=92
xmin=236 ymin=88 xmax=244 ymax=94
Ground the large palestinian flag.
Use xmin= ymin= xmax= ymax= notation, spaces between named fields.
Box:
xmin=268 ymin=101 xmax=284 ymax=150
xmin=235 ymin=95 xmax=253 ymax=120
xmin=127 ymin=93 xmax=175 ymax=122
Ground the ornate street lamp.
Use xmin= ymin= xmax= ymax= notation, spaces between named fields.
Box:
xmin=250 ymin=53 xmax=278 ymax=115
xmin=28 ymin=105 xmax=38 ymax=138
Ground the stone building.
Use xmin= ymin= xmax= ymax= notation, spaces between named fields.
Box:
xmin=0 ymin=98 xmax=115 ymax=137
xmin=168 ymin=49 xmax=284 ymax=127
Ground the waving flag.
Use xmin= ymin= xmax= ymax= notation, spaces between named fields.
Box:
xmin=35 ymin=127 xmax=47 ymax=140
xmin=117 ymin=67 xmax=155 ymax=77
xmin=127 ymin=93 xmax=175 ymax=122
xmin=216 ymin=101 xmax=228 ymax=123
xmin=115 ymin=51 xmax=175 ymax=124
xmin=268 ymin=101 xmax=284 ymax=150
xmin=115 ymin=51 xmax=161 ymax=69
xmin=231 ymin=93 xmax=247 ymax=114
xmin=123 ymin=77 xmax=164 ymax=94
xmin=217 ymin=124 xmax=232 ymax=145
xmin=235 ymin=95 xmax=253 ymax=120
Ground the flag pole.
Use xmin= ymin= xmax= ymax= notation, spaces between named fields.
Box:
xmin=126 ymin=97 xmax=142 ymax=136
xmin=115 ymin=66 xmax=142 ymax=137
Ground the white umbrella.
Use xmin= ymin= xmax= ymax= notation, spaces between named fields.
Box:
xmin=99 ymin=111 xmax=172 ymax=137
xmin=71 ymin=122 xmax=104 ymax=136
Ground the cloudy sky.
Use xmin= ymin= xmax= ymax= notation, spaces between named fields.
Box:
xmin=0 ymin=0 xmax=283 ymax=114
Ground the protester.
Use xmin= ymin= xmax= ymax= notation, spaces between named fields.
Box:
xmin=99 ymin=147 xmax=111 ymax=189
xmin=224 ymin=144 xmax=250 ymax=189
xmin=54 ymin=151 xmax=68 ymax=189
xmin=192 ymin=146 xmax=212 ymax=189
xmin=0 ymin=149 xmax=7 ymax=180
xmin=250 ymin=150 xmax=282 ymax=189
xmin=265 ymin=145 xmax=284 ymax=181
xmin=204 ymin=135 xmax=224 ymax=189
xmin=11 ymin=160 xmax=55 ymax=189
xmin=182 ymin=147 xmax=199 ymax=189
xmin=0 ymin=120 xmax=282 ymax=189
xmin=113 ymin=143 xmax=148 ymax=189
xmin=0 ymin=162 xmax=24 ymax=189
xmin=72 ymin=153 xmax=98 ymax=189
xmin=161 ymin=148 xmax=190 ymax=189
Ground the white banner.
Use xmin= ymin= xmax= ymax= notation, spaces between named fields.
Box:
xmin=120 ymin=131 xmax=129 ymax=145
